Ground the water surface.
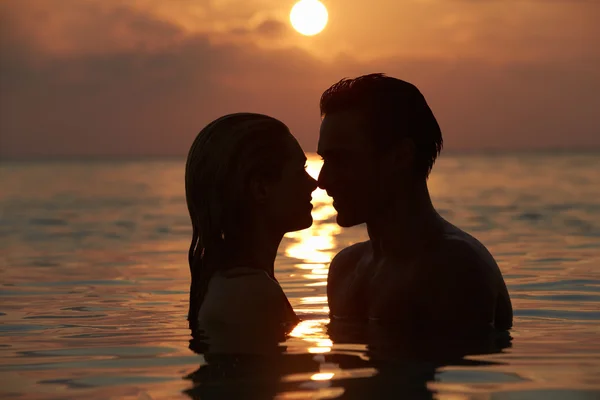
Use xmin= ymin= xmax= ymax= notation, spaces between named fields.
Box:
xmin=1 ymin=153 xmax=599 ymax=399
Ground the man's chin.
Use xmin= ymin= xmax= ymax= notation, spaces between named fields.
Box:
xmin=335 ymin=212 xmax=363 ymax=228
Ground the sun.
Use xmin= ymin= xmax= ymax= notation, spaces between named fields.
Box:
xmin=290 ymin=0 xmax=328 ymax=36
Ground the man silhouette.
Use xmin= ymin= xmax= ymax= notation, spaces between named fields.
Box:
xmin=317 ymin=73 xmax=512 ymax=335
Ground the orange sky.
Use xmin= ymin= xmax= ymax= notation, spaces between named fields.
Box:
xmin=1 ymin=0 xmax=598 ymax=157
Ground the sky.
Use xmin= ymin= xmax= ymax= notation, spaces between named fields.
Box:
xmin=0 ymin=0 xmax=599 ymax=158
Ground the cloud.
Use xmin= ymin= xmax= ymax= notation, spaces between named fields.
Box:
xmin=255 ymin=19 xmax=288 ymax=37
xmin=227 ymin=18 xmax=290 ymax=39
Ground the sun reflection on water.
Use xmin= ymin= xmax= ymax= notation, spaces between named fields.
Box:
xmin=311 ymin=372 xmax=335 ymax=381
xmin=285 ymin=222 xmax=340 ymax=264
xmin=289 ymin=318 xmax=333 ymax=354
xmin=282 ymin=156 xmax=338 ymax=352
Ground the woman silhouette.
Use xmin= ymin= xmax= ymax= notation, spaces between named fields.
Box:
xmin=185 ymin=113 xmax=317 ymax=338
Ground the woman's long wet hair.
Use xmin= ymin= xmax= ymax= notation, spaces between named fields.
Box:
xmin=185 ymin=113 xmax=291 ymax=333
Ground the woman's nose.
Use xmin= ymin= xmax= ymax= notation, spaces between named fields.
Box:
xmin=317 ymin=165 xmax=328 ymax=190
xmin=308 ymin=174 xmax=318 ymax=191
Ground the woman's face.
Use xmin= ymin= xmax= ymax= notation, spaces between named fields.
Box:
xmin=262 ymin=135 xmax=317 ymax=233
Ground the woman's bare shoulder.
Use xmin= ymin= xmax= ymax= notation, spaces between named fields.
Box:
xmin=201 ymin=268 xmax=290 ymax=325
xmin=212 ymin=268 xmax=281 ymax=293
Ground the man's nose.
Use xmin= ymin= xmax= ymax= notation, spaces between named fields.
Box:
xmin=317 ymin=175 xmax=326 ymax=190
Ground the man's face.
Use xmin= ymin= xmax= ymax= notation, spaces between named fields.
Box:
xmin=317 ymin=111 xmax=383 ymax=227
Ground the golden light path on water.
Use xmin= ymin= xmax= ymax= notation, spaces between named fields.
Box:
xmin=284 ymin=155 xmax=340 ymax=360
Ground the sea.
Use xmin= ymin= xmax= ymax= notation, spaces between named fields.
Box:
xmin=1 ymin=152 xmax=599 ymax=399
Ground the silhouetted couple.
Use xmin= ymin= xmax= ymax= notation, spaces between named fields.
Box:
xmin=185 ymin=73 xmax=513 ymax=342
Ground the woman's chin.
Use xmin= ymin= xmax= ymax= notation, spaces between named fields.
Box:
xmin=287 ymin=214 xmax=313 ymax=232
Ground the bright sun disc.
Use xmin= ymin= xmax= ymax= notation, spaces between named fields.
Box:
xmin=290 ymin=0 xmax=328 ymax=36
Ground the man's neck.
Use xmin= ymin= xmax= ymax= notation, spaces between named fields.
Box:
xmin=366 ymin=180 xmax=443 ymax=261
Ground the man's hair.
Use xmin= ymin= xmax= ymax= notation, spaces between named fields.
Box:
xmin=320 ymin=73 xmax=443 ymax=178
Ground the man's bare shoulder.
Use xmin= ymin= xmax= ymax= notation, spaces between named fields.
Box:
xmin=419 ymin=223 xmax=513 ymax=331
xmin=432 ymin=222 xmax=499 ymax=273
xmin=328 ymin=241 xmax=371 ymax=276
xmin=425 ymin=223 xmax=509 ymax=309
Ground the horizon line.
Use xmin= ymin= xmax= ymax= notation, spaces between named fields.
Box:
xmin=1 ymin=146 xmax=600 ymax=163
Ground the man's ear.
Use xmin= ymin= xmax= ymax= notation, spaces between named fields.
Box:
xmin=380 ymin=137 xmax=415 ymax=173
xmin=392 ymin=137 xmax=415 ymax=173
xmin=249 ymin=176 xmax=269 ymax=205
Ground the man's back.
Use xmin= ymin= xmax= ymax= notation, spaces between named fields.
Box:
xmin=327 ymin=219 xmax=513 ymax=334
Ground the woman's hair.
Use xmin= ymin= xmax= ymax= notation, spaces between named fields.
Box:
xmin=185 ymin=113 xmax=291 ymax=332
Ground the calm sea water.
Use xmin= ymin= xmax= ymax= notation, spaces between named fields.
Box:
xmin=1 ymin=152 xmax=599 ymax=399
